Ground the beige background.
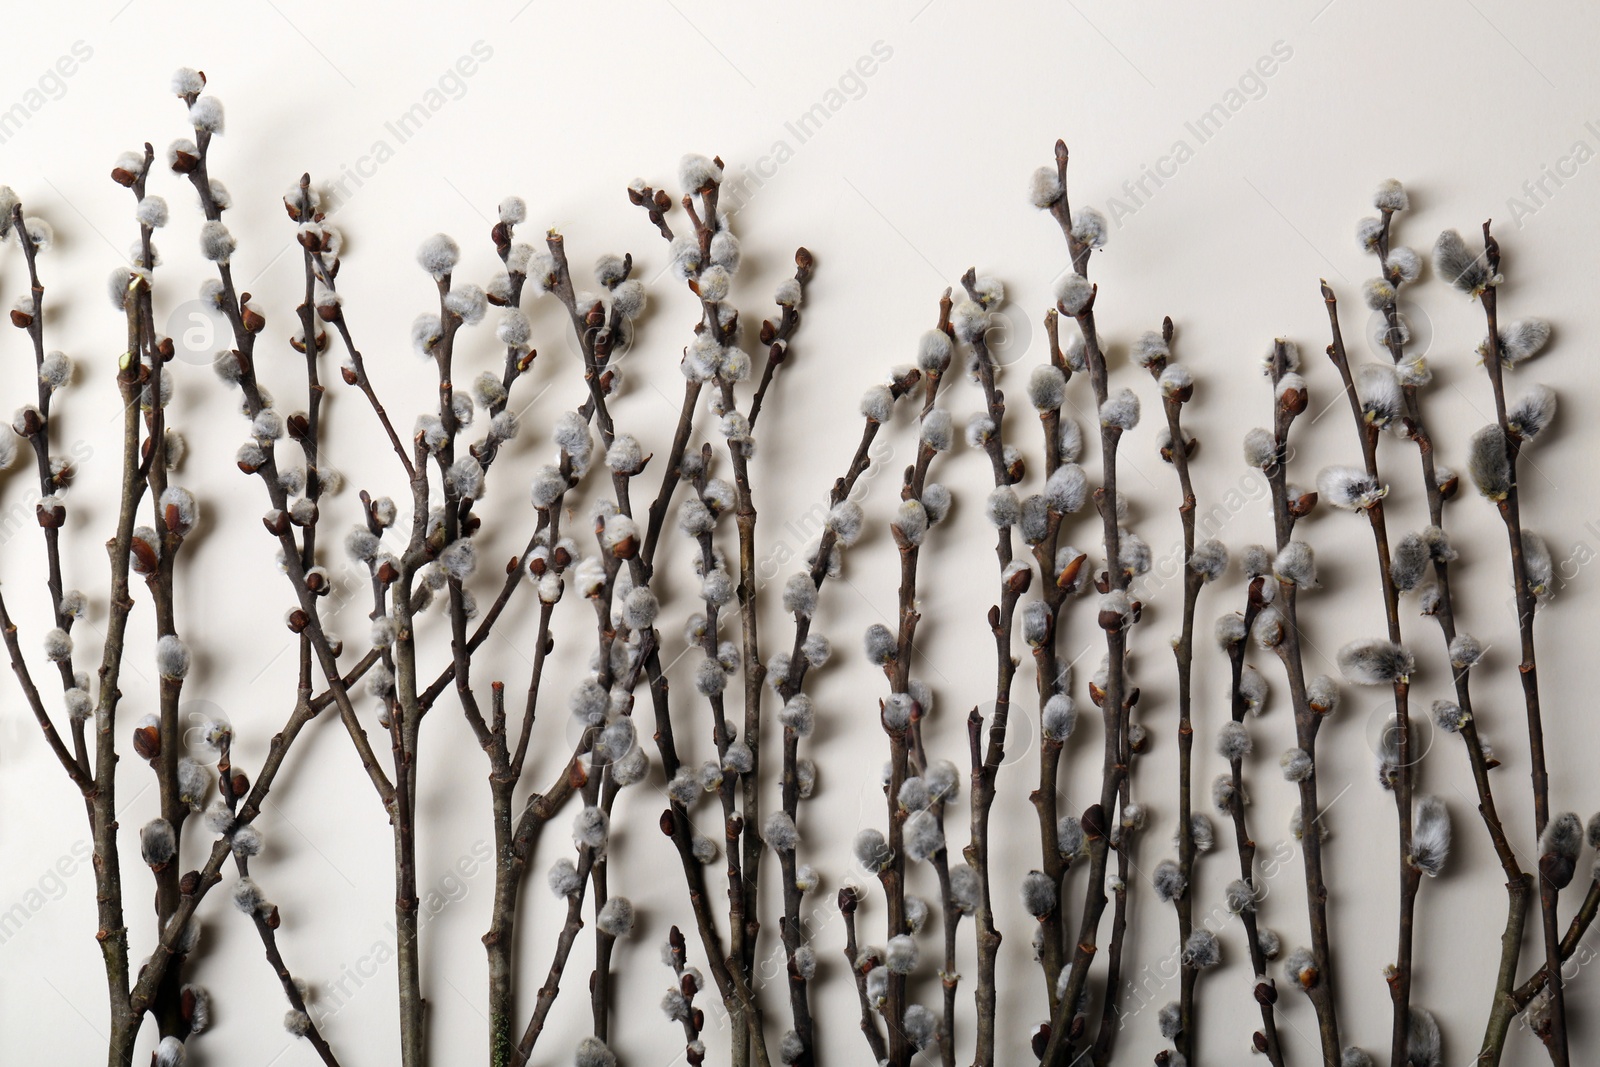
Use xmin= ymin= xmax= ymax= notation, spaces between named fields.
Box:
xmin=1 ymin=1 xmax=1597 ymax=1063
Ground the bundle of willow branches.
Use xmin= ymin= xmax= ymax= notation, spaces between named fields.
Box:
xmin=1 ymin=70 xmax=1589 ymax=1067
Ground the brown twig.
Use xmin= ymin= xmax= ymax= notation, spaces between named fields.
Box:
xmin=1025 ymin=304 xmax=1077 ymax=1026
xmin=866 ymin=312 xmax=951 ymax=1065
xmin=623 ymin=167 xmax=784 ymax=1067
xmin=840 ymin=887 xmax=890 ymax=1063
xmin=961 ymin=293 xmax=1025 ymax=1067
xmin=774 ymin=360 xmax=918 ymax=1066
xmin=1223 ymin=580 xmax=1287 ymax=1066
xmin=1357 ymin=199 xmax=1534 ymax=1065
xmin=7 ymin=198 xmax=88 ymax=766
xmin=1320 ymin=285 xmax=1418 ymax=1065
xmin=1468 ymin=222 xmax=1567 ymax=1065
xmin=14 ymin=166 xmax=159 ymax=1060
xmin=1037 ymin=139 xmax=1139 ymax=1067
xmin=1145 ymin=317 xmax=1215 ymax=1064
xmin=1261 ymin=340 xmax=1341 ymax=1066
xmin=168 ymin=89 xmax=405 ymax=1062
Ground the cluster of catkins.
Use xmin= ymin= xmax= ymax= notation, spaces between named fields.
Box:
xmin=4 ymin=66 xmax=1594 ymax=1067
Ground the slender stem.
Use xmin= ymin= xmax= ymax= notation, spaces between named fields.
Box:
xmin=173 ymin=109 xmax=406 ymax=1060
xmin=755 ymin=270 xmax=825 ymax=1067
xmin=1361 ymin=210 xmax=1535 ymax=1063
xmin=125 ymin=654 xmax=381 ymax=1024
xmin=514 ymin=826 xmax=600 ymax=1058
xmin=961 ymin=300 xmax=1023 ymax=1067
xmin=97 ymin=271 xmax=154 ymax=1065
xmin=1262 ymin=341 xmax=1340 ymax=1066
xmin=860 ymin=308 xmax=950 ymax=1067
xmin=1028 ymin=310 xmax=1074 ymax=1024
xmin=1474 ymin=224 xmax=1566 ymax=1064
xmin=1320 ymin=286 xmax=1416 ymax=1063
xmin=180 ymin=126 xmax=396 ymax=811
xmin=1226 ymin=584 xmax=1287 ymax=1067
xmin=0 ymin=589 xmax=88 ymax=789
xmin=1149 ymin=319 xmax=1209 ymax=1065
xmin=228 ymin=719 xmax=342 ymax=1067
xmin=841 ymin=888 xmax=889 ymax=1063
xmin=770 ymin=363 xmax=917 ymax=1065
xmin=639 ymin=381 xmax=702 ymax=579
xmin=1037 ymin=140 xmax=1137 ymax=1067
xmin=513 ymin=529 xmax=639 ymax=1060
xmin=881 ymin=722 xmax=912 ymax=1066
xmin=5 ymin=200 xmax=144 ymax=1064
xmin=9 ymin=201 xmax=88 ymax=741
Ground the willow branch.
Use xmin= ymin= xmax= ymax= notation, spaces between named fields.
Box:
xmin=1224 ymin=581 xmax=1287 ymax=1066
xmin=1321 ymin=285 xmax=1417 ymax=1064
xmin=1262 ymin=340 xmax=1340 ymax=1065
xmin=1040 ymin=139 xmax=1138 ymax=1067
xmin=1473 ymin=222 xmax=1566 ymax=1064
